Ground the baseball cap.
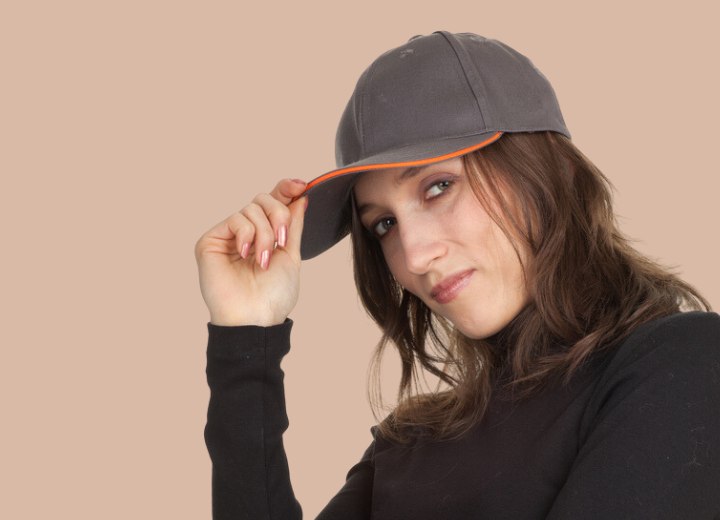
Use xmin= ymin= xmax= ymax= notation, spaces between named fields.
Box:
xmin=298 ymin=30 xmax=570 ymax=260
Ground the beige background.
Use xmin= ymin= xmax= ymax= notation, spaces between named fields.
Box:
xmin=2 ymin=0 xmax=718 ymax=518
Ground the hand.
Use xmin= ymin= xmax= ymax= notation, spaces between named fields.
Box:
xmin=194 ymin=178 xmax=308 ymax=326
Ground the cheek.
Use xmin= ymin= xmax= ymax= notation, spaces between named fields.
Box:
xmin=380 ymin=244 xmax=407 ymax=285
xmin=454 ymin=199 xmax=496 ymax=252
xmin=379 ymin=241 xmax=429 ymax=301
xmin=490 ymin=226 xmax=530 ymax=303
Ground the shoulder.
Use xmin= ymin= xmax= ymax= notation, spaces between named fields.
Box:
xmin=605 ymin=311 xmax=720 ymax=371
xmin=556 ymin=312 xmax=720 ymax=517
xmin=577 ymin=311 xmax=720 ymax=444
xmin=591 ymin=310 xmax=720 ymax=400
xmin=634 ymin=310 xmax=720 ymax=345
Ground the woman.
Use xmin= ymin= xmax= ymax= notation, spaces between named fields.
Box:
xmin=194 ymin=32 xmax=720 ymax=519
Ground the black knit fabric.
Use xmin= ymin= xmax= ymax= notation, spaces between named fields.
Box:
xmin=204 ymin=311 xmax=720 ymax=519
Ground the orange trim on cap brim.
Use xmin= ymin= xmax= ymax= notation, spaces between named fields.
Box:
xmin=303 ymin=131 xmax=503 ymax=193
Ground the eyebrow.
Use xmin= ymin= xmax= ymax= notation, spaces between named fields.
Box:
xmin=355 ymin=165 xmax=428 ymax=218
xmin=398 ymin=165 xmax=427 ymax=182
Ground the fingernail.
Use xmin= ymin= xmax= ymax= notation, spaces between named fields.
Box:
xmin=240 ymin=242 xmax=250 ymax=259
xmin=278 ymin=225 xmax=287 ymax=248
xmin=261 ymin=250 xmax=270 ymax=270
xmin=291 ymin=178 xmax=306 ymax=185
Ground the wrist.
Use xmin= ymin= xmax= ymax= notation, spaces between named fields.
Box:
xmin=209 ymin=312 xmax=286 ymax=327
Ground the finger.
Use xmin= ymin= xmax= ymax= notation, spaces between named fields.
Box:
xmin=252 ymin=192 xmax=293 ymax=248
xmin=240 ymin=203 xmax=277 ymax=269
xmin=269 ymin=178 xmax=307 ymax=205
xmin=226 ymin=212 xmax=255 ymax=259
xmin=284 ymin=195 xmax=307 ymax=262
xmin=195 ymin=212 xmax=254 ymax=259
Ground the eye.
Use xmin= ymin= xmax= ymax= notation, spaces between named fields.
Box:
xmin=368 ymin=177 xmax=455 ymax=239
xmin=424 ymin=179 xmax=453 ymax=199
xmin=371 ymin=217 xmax=396 ymax=238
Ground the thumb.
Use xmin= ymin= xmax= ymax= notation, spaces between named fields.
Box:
xmin=284 ymin=195 xmax=307 ymax=262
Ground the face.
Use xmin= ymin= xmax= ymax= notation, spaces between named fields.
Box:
xmin=352 ymin=156 xmax=530 ymax=340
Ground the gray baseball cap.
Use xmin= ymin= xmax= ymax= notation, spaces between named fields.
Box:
xmin=298 ymin=30 xmax=570 ymax=260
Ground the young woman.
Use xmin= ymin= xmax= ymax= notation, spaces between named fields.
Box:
xmin=194 ymin=31 xmax=720 ymax=519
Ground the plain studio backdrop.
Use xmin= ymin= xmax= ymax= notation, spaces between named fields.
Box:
xmin=1 ymin=1 xmax=718 ymax=518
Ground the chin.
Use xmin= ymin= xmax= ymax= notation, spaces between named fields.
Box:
xmin=446 ymin=318 xmax=498 ymax=340
xmin=451 ymin=309 xmax=524 ymax=340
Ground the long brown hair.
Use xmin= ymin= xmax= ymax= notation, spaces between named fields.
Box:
xmin=350 ymin=131 xmax=711 ymax=445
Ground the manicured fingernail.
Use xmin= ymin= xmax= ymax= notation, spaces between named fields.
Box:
xmin=278 ymin=225 xmax=287 ymax=248
xmin=240 ymin=242 xmax=250 ymax=259
xmin=261 ymin=250 xmax=270 ymax=270
xmin=291 ymin=178 xmax=306 ymax=185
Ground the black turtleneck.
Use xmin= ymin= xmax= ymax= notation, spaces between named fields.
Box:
xmin=204 ymin=311 xmax=720 ymax=519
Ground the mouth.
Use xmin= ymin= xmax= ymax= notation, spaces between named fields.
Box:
xmin=430 ymin=269 xmax=475 ymax=304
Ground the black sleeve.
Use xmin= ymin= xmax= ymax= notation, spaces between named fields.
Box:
xmin=204 ymin=318 xmax=301 ymax=519
xmin=204 ymin=318 xmax=375 ymax=520
xmin=546 ymin=312 xmax=720 ymax=520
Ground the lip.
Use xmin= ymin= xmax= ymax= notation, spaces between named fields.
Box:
xmin=430 ymin=269 xmax=475 ymax=304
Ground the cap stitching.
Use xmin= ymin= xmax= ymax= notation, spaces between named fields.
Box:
xmin=358 ymin=60 xmax=380 ymax=160
xmin=436 ymin=31 xmax=491 ymax=129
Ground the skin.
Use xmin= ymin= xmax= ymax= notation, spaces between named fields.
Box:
xmin=353 ymin=156 xmax=531 ymax=340
xmin=194 ymin=178 xmax=308 ymax=326
xmin=193 ymin=158 xmax=530 ymax=333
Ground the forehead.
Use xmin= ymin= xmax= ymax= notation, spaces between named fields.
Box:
xmin=352 ymin=166 xmax=403 ymax=194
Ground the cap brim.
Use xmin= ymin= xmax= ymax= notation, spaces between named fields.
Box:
xmin=299 ymin=130 xmax=503 ymax=260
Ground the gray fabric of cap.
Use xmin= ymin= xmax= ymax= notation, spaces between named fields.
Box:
xmin=299 ymin=30 xmax=570 ymax=260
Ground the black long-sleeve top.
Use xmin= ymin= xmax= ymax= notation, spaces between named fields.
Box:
xmin=204 ymin=311 xmax=720 ymax=519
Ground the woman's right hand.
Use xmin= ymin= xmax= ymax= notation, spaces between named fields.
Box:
xmin=194 ymin=178 xmax=308 ymax=326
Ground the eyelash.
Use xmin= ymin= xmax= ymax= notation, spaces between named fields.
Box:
xmin=368 ymin=179 xmax=455 ymax=240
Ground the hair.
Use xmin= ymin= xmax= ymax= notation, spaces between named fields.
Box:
xmin=349 ymin=131 xmax=712 ymax=445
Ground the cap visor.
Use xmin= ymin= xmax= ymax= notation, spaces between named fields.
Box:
xmin=300 ymin=130 xmax=503 ymax=260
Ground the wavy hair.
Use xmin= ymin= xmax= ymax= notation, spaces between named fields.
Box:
xmin=349 ymin=131 xmax=711 ymax=445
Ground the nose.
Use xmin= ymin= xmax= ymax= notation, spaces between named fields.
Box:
xmin=397 ymin=213 xmax=446 ymax=275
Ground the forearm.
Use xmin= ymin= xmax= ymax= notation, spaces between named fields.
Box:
xmin=204 ymin=319 xmax=302 ymax=520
